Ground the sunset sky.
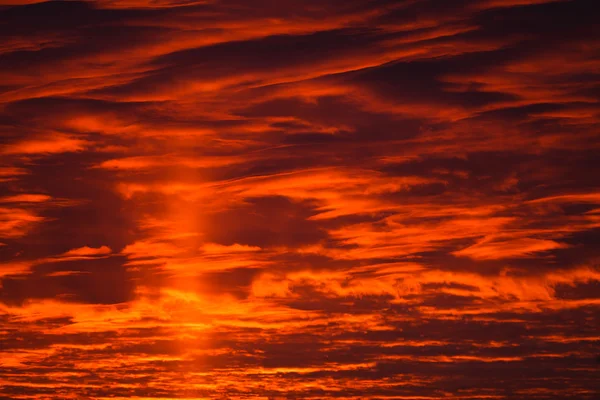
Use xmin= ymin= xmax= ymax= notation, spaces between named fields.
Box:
xmin=1 ymin=0 xmax=599 ymax=398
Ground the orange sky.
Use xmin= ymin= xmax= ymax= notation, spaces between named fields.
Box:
xmin=0 ymin=0 xmax=599 ymax=399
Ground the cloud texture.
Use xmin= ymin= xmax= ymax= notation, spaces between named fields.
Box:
xmin=0 ymin=0 xmax=599 ymax=398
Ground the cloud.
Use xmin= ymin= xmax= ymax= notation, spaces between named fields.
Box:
xmin=1 ymin=134 xmax=89 ymax=155
xmin=0 ymin=194 xmax=51 ymax=203
xmin=0 ymin=206 xmax=45 ymax=238
xmin=0 ymin=0 xmax=598 ymax=398
xmin=60 ymin=245 xmax=112 ymax=258
xmin=453 ymin=236 xmax=568 ymax=260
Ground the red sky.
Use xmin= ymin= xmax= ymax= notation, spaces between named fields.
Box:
xmin=0 ymin=0 xmax=599 ymax=399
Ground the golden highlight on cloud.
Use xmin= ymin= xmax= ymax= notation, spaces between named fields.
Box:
xmin=0 ymin=0 xmax=599 ymax=399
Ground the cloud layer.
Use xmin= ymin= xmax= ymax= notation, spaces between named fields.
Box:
xmin=1 ymin=0 xmax=599 ymax=398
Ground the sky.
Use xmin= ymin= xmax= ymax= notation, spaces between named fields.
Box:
xmin=0 ymin=0 xmax=599 ymax=398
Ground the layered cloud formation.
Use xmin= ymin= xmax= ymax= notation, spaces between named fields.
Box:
xmin=1 ymin=0 xmax=599 ymax=398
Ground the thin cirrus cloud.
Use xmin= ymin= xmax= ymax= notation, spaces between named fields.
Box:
xmin=0 ymin=0 xmax=599 ymax=399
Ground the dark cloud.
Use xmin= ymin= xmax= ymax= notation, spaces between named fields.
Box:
xmin=206 ymin=195 xmax=328 ymax=247
xmin=0 ymin=256 xmax=133 ymax=305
